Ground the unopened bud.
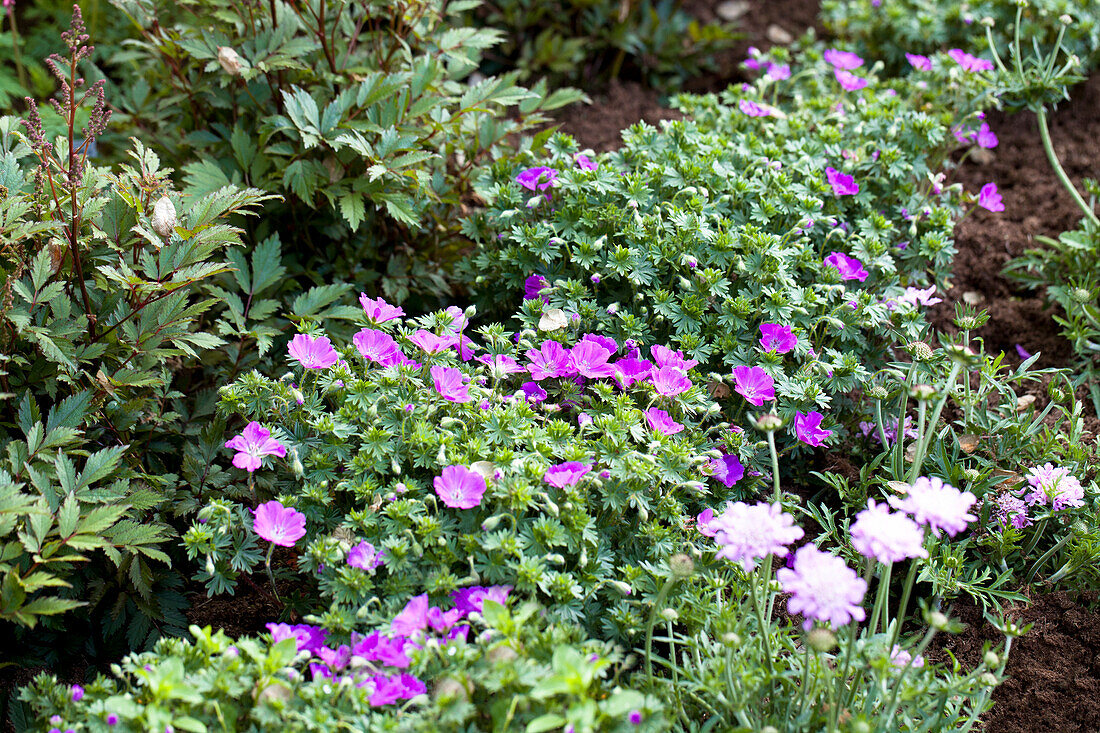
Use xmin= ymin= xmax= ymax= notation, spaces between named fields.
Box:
xmin=669 ymin=553 xmax=695 ymax=579
xmin=659 ymin=608 xmax=679 ymax=622
xmin=807 ymin=628 xmax=836 ymax=652
xmin=151 ymin=196 xmax=177 ymax=238
xmin=867 ymin=384 xmax=889 ymax=400
xmin=480 ymin=515 xmax=503 ymax=532
xmin=983 ymin=651 xmax=999 ymax=667
xmin=980 ymin=16 xmax=995 ymax=27
xmin=909 ymin=383 xmax=936 ymax=401
xmin=980 ymin=672 xmax=999 ymax=686
xmin=755 ymin=413 xmax=783 ymax=432
xmin=1072 ymin=287 xmax=1091 ymax=303
xmin=721 ymin=632 xmax=742 ymax=646
xmin=929 ymin=611 xmax=949 ymax=630
xmin=1059 ymin=13 xmax=1073 ymax=25
xmin=907 ymin=341 xmax=933 ymax=361
xmin=609 ymin=580 xmax=633 ymax=596
xmin=962 ymin=468 xmax=980 ymax=482
xmin=217 ymin=46 xmax=242 ymax=75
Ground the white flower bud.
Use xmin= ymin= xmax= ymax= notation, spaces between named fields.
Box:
xmin=151 ymin=196 xmax=177 ymax=238
xmin=218 ymin=46 xmax=242 ymax=75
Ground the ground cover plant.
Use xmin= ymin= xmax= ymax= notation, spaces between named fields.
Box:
xmin=4 ymin=0 xmax=1100 ymax=731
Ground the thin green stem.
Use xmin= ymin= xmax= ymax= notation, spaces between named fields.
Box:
xmin=869 ymin=561 xmax=892 ymax=637
xmin=749 ymin=575 xmax=775 ymax=676
xmin=878 ymin=626 xmax=938 ymax=731
xmin=888 ymin=560 xmax=920 ymax=653
xmin=264 ymin=541 xmax=281 ymax=603
xmin=644 ymin=576 xmax=678 ymax=687
xmin=767 ymin=430 xmax=781 ymax=501
xmin=1037 ymin=107 xmax=1099 ymax=228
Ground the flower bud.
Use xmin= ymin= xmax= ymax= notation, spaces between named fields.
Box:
xmin=851 ymin=721 xmax=872 ymax=733
xmin=721 ymin=632 xmax=742 ymax=646
xmin=669 ymin=553 xmax=695 ymax=579
xmin=807 ymin=628 xmax=836 ymax=652
xmin=909 ymin=383 xmax=936 ymax=401
xmin=980 ymin=672 xmax=999 ymax=686
xmin=1059 ymin=13 xmax=1073 ymax=25
xmin=980 ymin=16 xmax=995 ymax=27
xmin=755 ymin=413 xmax=783 ymax=432
xmin=151 ymin=196 xmax=177 ymax=238
xmin=480 ymin=515 xmax=503 ymax=532
xmin=983 ymin=651 xmax=999 ymax=667
xmin=659 ymin=608 xmax=679 ymax=622
xmin=609 ymin=580 xmax=633 ymax=596
xmin=867 ymin=384 xmax=889 ymax=400
xmin=929 ymin=611 xmax=949 ymax=630
xmin=217 ymin=46 xmax=242 ymax=75
xmin=433 ymin=677 xmax=470 ymax=703
xmin=907 ymin=341 xmax=933 ymax=361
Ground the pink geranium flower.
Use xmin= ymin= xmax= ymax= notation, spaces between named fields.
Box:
xmin=359 ymin=294 xmax=404 ymax=323
xmin=579 ymin=333 xmax=618 ymax=355
xmin=739 ymin=99 xmax=774 ymax=117
xmin=348 ymin=541 xmax=384 ymax=571
xmin=480 ymin=353 xmax=526 ymax=378
xmin=759 ymin=323 xmax=797 ymax=353
xmin=544 ymin=461 xmax=592 ymax=488
xmin=896 ymin=285 xmax=942 ymax=308
xmin=766 ymin=62 xmax=791 ymax=81
xmin=644 ymin=407 xmax=684 ymax=436
xmin=905 ymin=53 xmax=932 ymax=71
xmin=527 ymin=340 xmax=574 ymax=380
xmin=353 ymin=328 xmax=403 ymax=366
xmin=834 ymin=69 xmax=868 ymax=91
xmin=794 ymin=411 xmax=833 ymax=447
xmin=569 ymin=340 xmax=616 ymax=379
xmin=978 ymin=183 xmax=1004 ymax=212
xmin=948 ymin=49 xmax=993 ymax=72
xmin=253 ymin=500 xmax=307 ymax=547
xmin=824 ymin=251 xmax=869 ymax=281
xmin=709 ymin=453 xmax=744 ymax=488
xmin=574 ymin=154 xmax=598 ymax=171
xmin=288 ymin=333 xmax=339 ymax=369
xmin=515 ymin=166 xmax=558 ymax=192
xmin=431 ymin=365 xmax=471 ymax=403
xmin=225 ymin=422 xmax=287 ymax=472
xmin=976 ymin=123 xmax=998 ymax=149
xmin=391 ymin=593 xmax=429 ymax=636
xmin=652 ymin=366 xmax=692 ymax=396
xmin=452 ymin=585 xmax=511 ymax=615
xmin=434 ymin=465 xmax=487 ymax=509
xmin=410 ymin=330 xmax=458 ymax=355
xmin=520 ymin=381 xmax=547 ymax=402
xmin=524 ymin=274 xmax=549 ymax=302
xmin=732 ymin=365 xmax=775 ymax=406
xmin=651 ymin=345 xmax=698 ymax=371
xmin=824 ymin=48 xmax=864 ymax=69
xmin=825 ymin=167 xmax=859 ymax=196
xmin=613 ymin=357 xmax=653 ymax=388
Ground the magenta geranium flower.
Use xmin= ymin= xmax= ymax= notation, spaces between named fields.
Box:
xmin=268 ymin=622 xmax=328 ymax=653
xmin=574 ymin=154 xmax=598 ymax=171
xmin=905 ymin=53 xmax=932 ymax=71
xmin=520 ymin=381 xmax=547 ymax=402
xmin=824 ymin=48 xmax=863 ymax=69
xmin=288 ymin=333 xmax=339 ymax=369
xmin=778 ymin=544 xmax=867 ymax=630
xmin=794 ymin=411 xmax=833 ymax=447
xmin=739 ymin=99 xmax=774 ymax=117
xmin=976 ymin=122 xmax=998 ymax=149
xmin=430 ymin=365 xmax=471 ymax=403
xmin=410 ymin=330 xmax=458 ymax=355
xmin=359 ymin=294 xmax=404 ymax=323
xmin=434 ymin=465 xmax=487 ymax=509
xmin=709 ymin=453 xmax=744 ymax=488
xmin=579 ymin=333 xmax=618 ymax=355
xmin=888 ymin=476 xmax=977 ymax=537
xmin=834 ymin=69 xmax=868 ymax=91
xmin=480 ymin=353 xmax=526 ymax=377
xmin=348 ymin=541 xmax=384 ymax=571
xmin=849 ymin=500 xmax=927 ymax=564
xmin=824 ymin=251 xmax=869 ymax=281
xmin=613 ymin=357 xmax=653 ymax=388
xmin=569 ymin=340 xmax=616 ymax=379
xmin=696 ymin=508 xmax=718 ymax=537
xmin=253 ymin=500 xmax=307 ymax=547
xmin=527 ymin=340 xmax=574 ymax=380
xmin=759 ymin=323 xmax=797 ymax=353
xmin=544 ymin=461 xmax=592 ymax=488
xmin=825 ymin=167 xmax=859 ymax=196
xmin=1023 ymin=463 xmax=1084 ymax=511
xmin=524 ymin=274 xmax=549 ymax=302
xmin=948 ymin=49 xmax=993 ymax=72
xmin=644 ymin=407 xmax=684 ymax=436
xmin=710 ymin=501 xmax=804 ymax=571
xmin=452 ymin=585 xmax=511 ymax=615
xmin=515 ymin=166 xmax=558 ymax=192
xmin=732 ymin=365 xmax=775 ymax=406
xmin=978 ymin=183 xmax=1004 ymax=212
xmin=354 ymin=328 xmax=403 ymax=366
xmin=225 ymin=421 xmax=287 ymax=472
xmin=651 ymin=345 xmax=698 ymax=371
xmin=652 ymin=366 xmax=692 ymax=396
xmin=391 ymin=593 xmax=429 ymax=636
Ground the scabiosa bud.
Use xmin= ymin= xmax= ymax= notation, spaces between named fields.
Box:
xmin=151 ymin=196 xmax=177 ymax=237
xmin=669 ymin=553 xmax=695 ymax=578
xmin=755 ymin=413 xmax=783 ymax=432
xmin=807 ymin=627 xmax=837 ymax=652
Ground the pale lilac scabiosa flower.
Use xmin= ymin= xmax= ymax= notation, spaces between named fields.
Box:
xmin=766 ymin=62 xmax=791 ymax=81
xmin=431 ymin=365 xmax=472 ymax=403
xmin=652 ymin=366 xmax=692 ymax=396
xmin=978 ymin=182 xmax=1004 ymax=212
xmin=732 ymin=365 xmax=775 ymax=406
xmin=739 ymin=99 xmax=774 ymax=117
xmin=897 ymin=285 xmax=942 ymax=308
xmin=515 ymin=166 xmax=558 ymax=192
xmin=348 ymin=541 xmax=384 ymax=571
xmin=778 ymin=544 xmax=867 ymax=630
xmin=574 ymin=154 xmax=598 ymax=171
xmin=824 ymin=251 xmax=869 ymax=281
xmin=976 ymin=122 xmax=998 ymax=149
xmin=824 ymin=48 xmax=864 ymax=69
xmin=651 ymin=344 xmax=698 ymax=371
xmin=834 ymin=69 xmax=868 ymax=91
xmin=708 ymin=453 xmax=745 ymax=488
xmin=644 ymin=407 xmax=684 ymax=436
xmin=527 ymin=340 xmax=574 ymax=380
xmin=849 ymin=500 xmax=928 ymax=563
xmin=354 ymin=328 xmax=403 ymax=366
xmin=794 ymin=411 xmax=833 ymax=447
xmin=569 ymin=340 xmax=616 ymax=379
xmin=253 ymin=500 xmax=307 ymax=547
xmin=1024 ymin=463 xmax=1085 ymax=511
xmin=890 ymin=645 xmax=925 ymax=668
xmin=825 ymin=167 xmax=859 ymax=196
xmin=359 ymin=294 xmax=404 ymax=322
xmin=410 ymin=330 xmax=458 ymax=355
xmin=948 ymin=49 xmax=994 ymax=72
xmin=434 ymin=465 xmax=487 ymax=509
xmin=889 ymin=476 xmax=977 ymax=537
xmin=225 ymin=422 xmax=287 ymax=472
xmin=710 ymin=501 xmax=804 ymax=571
xmin=759 ymin=323 xmax=797 ymax=353
xmin=544 ymin=461 xmax=592 ymax=488
xmin=990 ymin=493 xmax=1032 ymax=529
xmin=288 ymin=333 xmax=339 ymax=369
xmin=905 ymin=53 xmax=932 ymax=71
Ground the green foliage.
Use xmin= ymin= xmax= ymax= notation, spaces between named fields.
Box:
xmin=822 ymin=0 xmax=1100 ymax=73
xmin=470 ymin=0 xmax=736 ymax=90
xmin=104 ymin=0 xmax=583 ymax=305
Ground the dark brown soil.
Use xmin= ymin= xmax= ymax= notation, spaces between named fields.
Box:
xmin=553 ymin=0 xmax=826 ymax=152
xmin=935 ymin=592 xmax=1100 ymax=733
xmin=930 ymin=74 xmax=1100 ymax=367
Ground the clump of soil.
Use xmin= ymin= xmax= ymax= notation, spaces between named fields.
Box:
xmin=935 ymin=592 xmax=1100 ymax=733
xmin=931 ymin=74 xmax=1100 ymax=367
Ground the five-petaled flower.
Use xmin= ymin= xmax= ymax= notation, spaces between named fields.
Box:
xmin=434 ymin=465 xmax=487 ymax=509
xmin=977 ymin=182 xmax=1004 ymax=212
xmin=288 ymin=333 xmax=339 ymax=369
xmin=225 ymin=422 xmax=287 ymax=472
xmin=431 ymin=365 xmax=472 ymax=403
xmin=759 ymin=323 xmax=797 ymax=353
xmin=359 ymin=294 xmax=404 ymax=323
xmin=253 ymin=500 xmax=307 ymax=546
xmin=825 ymin=167 xmax=859 ymax=196
xmin=824 ymin=251 xmax=869 ymax=281
xmin=732 ymin=365 xmax=775 ymax=406
xmin=544 ymin=461 xmax=592 ymax=488
xmin=794 ymin=411 xmax=833 ymax=447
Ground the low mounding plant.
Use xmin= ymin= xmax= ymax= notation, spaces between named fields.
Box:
xmin=105 ymin=0 xmax=582 ymax=305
